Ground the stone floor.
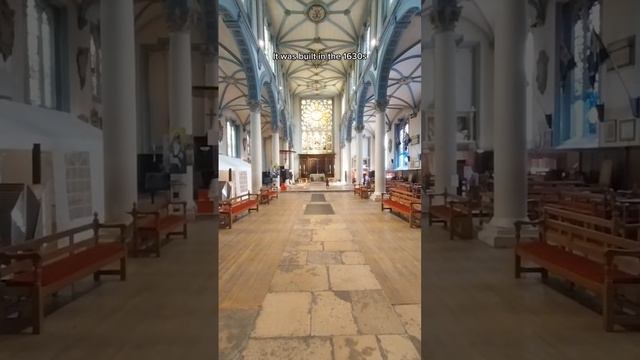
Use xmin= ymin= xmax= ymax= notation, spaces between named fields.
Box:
xmin=219 ymin=192 xmax=421 ymax=360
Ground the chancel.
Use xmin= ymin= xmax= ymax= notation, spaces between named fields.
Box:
xmin=1 ymin=0 xmax=640 ymax=359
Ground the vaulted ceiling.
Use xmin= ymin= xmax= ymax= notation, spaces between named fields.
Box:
xmin=266 ymin=0 xmax=369 ymax=98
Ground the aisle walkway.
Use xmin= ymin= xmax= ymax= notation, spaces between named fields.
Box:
xmin=219 ymin=192 xmax=421 ymax=360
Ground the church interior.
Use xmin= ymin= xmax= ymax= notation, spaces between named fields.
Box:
xmin=0 ymin=0 xmax=640 ymax=359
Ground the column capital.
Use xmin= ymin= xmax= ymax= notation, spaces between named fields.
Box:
xmin=429 ymin=0 xmax=461 ymax=33
xmin=374 ymin=99 xmax=388 ymax=112
xmin=355 ymin=124 xmax=365 ymax=133
xmin=247 ymin=100 xmax=261 ymax=112
xmin=166 ymin=0 xmax=199 ymax=33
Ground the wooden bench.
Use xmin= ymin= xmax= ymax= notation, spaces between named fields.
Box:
xmin=128 ymin=201 xmax=188 ymax=257
xmin=428 ymin=190 xmax=477 ymax=239
xmin=354 ymin=184 xmax=373 ymax=199
xmin=0 ymin=214 xmax=127 ymax=334
xmin=514 ymin=210 xmax=640 ymax=331
xmin=260 ymin=187 xmax=278 ymax=204
xmin=381 ymin=188 xmax=421 ymax=228
xmin=220 ymin=193 xmax=259 ymax=229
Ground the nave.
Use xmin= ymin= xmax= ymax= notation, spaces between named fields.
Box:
xmin=219 ymin=192 xmax=421 ymax=360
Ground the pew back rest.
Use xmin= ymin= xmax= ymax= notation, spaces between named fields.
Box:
xmin=540 ymin=209 xmax=640 ymax=273
xmin=388 ymin=189 xmax=420 ymax=208
xmin=0 ymin=215 xmax=126 ymax=278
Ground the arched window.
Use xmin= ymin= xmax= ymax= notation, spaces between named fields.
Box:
xmin=27 ymin=0 xmax=58 ymax=108
xmin=557 ymin=0 xmax=601 ymax=147
xmin=226 ymin=120 xmax=239 ymax=158
xmin=395 ymin=119 xmax=409 ymax=169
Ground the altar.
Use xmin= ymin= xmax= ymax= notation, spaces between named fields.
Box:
xmin=309 ymin=173 xmax=326 ymax=182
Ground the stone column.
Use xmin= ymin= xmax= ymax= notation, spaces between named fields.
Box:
xmin=288 ymin=141 xmax=294 ymax=183
xmin=249 ymin=101 xmax=263 ymax=193
xmin=101 ymin=0 xmax=137 ymax=222
xmin=168 ymin=4 xmax=195 ymax=211
xmin=345 ymin=139 xmax=352 ymax=184
xmin=204 ymin=46 xmax=218 ymax=145
xmin=430 ymin=0 xmax=460 ymax=193
xmin=356 ymin=128 xmax=364 ymax=185
xmin=373 ymin=100 xmax=387 ymax=199
xmin=272 ymin=129 xmax=280 ymax=189
xmin=479 ymin=0 xmax=528 ymax=247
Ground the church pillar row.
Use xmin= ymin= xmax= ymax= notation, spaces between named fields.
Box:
xmin=168 ymin=26 xmax=195 ymax=211
xmin=272 ymin=130 xmax=280 ymax=188
xmin=479 ymin=0 xmax=528 ymax=247
xmin=356 ymin=129 xmax=364 ymax=185
xmin=249 ymin=101 xmax=263 ymax=193
xmin=101 ymin=0 xmax=137 ymax=222
xmin=430 ymin=0 xmax=460 ymax=194
xmin=346 ymin=138 xmax=352 ymax=183
xmin=373 ymin=101 xmax=387 ymax=199
xmin=167 ymin=3 xmax=199 ymax=212
xmin=205 ymin=48 xmax=218 ymax=145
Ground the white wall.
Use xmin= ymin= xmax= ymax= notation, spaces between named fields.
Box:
xmin=600 ymin=0 xmax=640 ymax=146
xmin=0 ymin=100 xmax=104 ymax=232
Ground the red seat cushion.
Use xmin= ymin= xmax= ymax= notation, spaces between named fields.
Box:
xmin=137 ymin=215 xmax=184 ymax=231
xmin=156 ymin=215 xmax=184 ymax=230
xmin=516 ymin=242 xmax=635 ymax=284
xmin=384 ymin=200 xmax=411 ymax=214
xmin=7 ymin=243 xmax=123 ymax=287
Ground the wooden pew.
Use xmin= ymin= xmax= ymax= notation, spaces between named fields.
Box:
xmin=219 ymin=193 xmax=259 ymax=229
xmin=0 ymin=214 xmax=127 ymax=334
xmin=514 ymin=209 xmax=640 ymax=331
xmin=354 ymin=184 xmax=373 ymax=199
xmin=428 ymin=190 xmax=478 ymax=239
xmin=259 ymin=187 xmax=278 ymax=204
xmin=381 ymin=188 xmax=421 ymax=228
xmin=128 ymin=201 xmax=188 ymax=257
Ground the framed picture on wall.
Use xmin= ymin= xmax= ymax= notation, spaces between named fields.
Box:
xmin=619 ymin=119 xmax=636 ymax=142
xmin=607 ymin=36 xmax=635 ymax=71
xmin=603 ymin=120 xmax=617 ymax=143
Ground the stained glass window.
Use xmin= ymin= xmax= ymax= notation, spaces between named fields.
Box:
xmin=301 ymin=99 xmax=333 ymax=153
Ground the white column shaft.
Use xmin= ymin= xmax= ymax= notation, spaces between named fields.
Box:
xmin=356 ymin=132 xmax=363 ymax=185
xmin=168 ymin=30 xmax=194 ymax=208
xmin=374 ymin=108 xmax=386 ymax=196
xmin=101 ymin=0 xmax=137 ymax=222
xmin=479 ymin=0 xmax=528 ymax=247
xmin=434 ymin=29 xmax=457 ymax=193
xmin=272 ymin=131 xmax=280 ymax=187
xmin=346 ymin=140 xmax=352 ymax=183
xmin=250 ymin=109 xmax=262 ymax=193
xmin=492 ymin=0 xmax=528 ymax=225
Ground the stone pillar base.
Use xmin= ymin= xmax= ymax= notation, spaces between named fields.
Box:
xmin=370 ymin=192 xmax=383 ymax=201
xmin=478 ymin=217 xmax=536 ymax=248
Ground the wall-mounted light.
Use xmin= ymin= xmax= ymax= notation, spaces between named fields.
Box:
xmin=258 ymin=39 xmax=264 ymax=48
xmin=370 ymin=38 xmax=377 ymax=47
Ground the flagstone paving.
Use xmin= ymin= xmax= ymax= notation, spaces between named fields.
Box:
xmin=242 ymin=212 xmax=421 ymax=359
xmin=223 ymin=197 xmax=421 ymax=360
